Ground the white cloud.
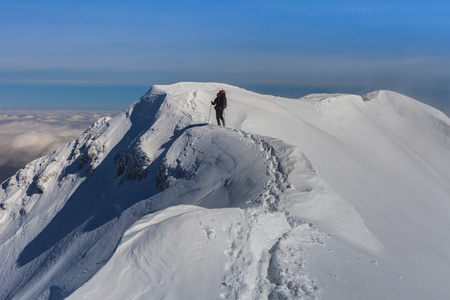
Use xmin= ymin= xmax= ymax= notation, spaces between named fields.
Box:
xmin=0 ymin=114 xmax=20 ymax=121
xmin=67 ymin=115 xmax=87 ymax=121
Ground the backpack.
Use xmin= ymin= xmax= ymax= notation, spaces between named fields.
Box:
xmin=218 ymin=90 xmax=227 ymax=108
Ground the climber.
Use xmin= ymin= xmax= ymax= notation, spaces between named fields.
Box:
xmin=211 ymin=90 xmax=227 ymax=126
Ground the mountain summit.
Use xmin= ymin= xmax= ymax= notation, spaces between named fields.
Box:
xmin=2 ymin=83 xmax=450 ymax=299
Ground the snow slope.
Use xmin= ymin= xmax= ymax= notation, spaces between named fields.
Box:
xmin=2 ymin=82 xmax=450 ymax=299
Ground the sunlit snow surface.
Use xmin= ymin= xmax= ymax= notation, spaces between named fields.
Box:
xmin=2 ymin=83 xmax=450 ymax=299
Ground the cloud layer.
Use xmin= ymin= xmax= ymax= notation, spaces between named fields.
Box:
xmin=0 ymin=110 xmax=118 ymax=182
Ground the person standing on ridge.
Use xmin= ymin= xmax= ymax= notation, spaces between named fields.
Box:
xmin=211 ymin=90 xmax=227 ymax=126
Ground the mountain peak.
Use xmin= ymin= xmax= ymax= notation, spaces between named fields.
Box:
xmin=2 ymin=83 xmax=450 ymax=299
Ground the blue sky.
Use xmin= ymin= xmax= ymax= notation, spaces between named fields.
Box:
xmin=1 ymin=0 xmax=450 ymax=111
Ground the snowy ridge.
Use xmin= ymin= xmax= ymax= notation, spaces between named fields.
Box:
xmin=2 ymin=82 xmax=450 ymax=299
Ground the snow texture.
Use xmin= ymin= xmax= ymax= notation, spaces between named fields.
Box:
xmin=1 ymin=83 xmax=450 ymax=299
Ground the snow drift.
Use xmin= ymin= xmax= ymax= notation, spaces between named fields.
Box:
xmin=1 ymin=82 xmax=450 ymax=299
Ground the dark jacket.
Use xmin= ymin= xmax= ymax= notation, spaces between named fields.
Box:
xmin=212 ymin=93 xmax=227 ymax=110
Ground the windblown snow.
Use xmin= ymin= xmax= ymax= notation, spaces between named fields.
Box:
xmin=2 ymin=82 xmax=450 ymax=299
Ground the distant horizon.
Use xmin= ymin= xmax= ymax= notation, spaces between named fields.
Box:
xmin=2 ymin=1 xmax=450 ymax=113
xmin=2 ymin=82 xmax=449 ymax=115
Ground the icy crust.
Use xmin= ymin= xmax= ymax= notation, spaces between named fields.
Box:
xmin=3 ymin=82 xmax=450 ymax=299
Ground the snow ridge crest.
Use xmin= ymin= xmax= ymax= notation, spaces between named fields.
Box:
xmin=2 ymin=82 xmax=450 ymax=299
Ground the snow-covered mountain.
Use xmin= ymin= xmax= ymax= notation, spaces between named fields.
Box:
xmin=2 ymin=82 xmax=450 ymax=299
